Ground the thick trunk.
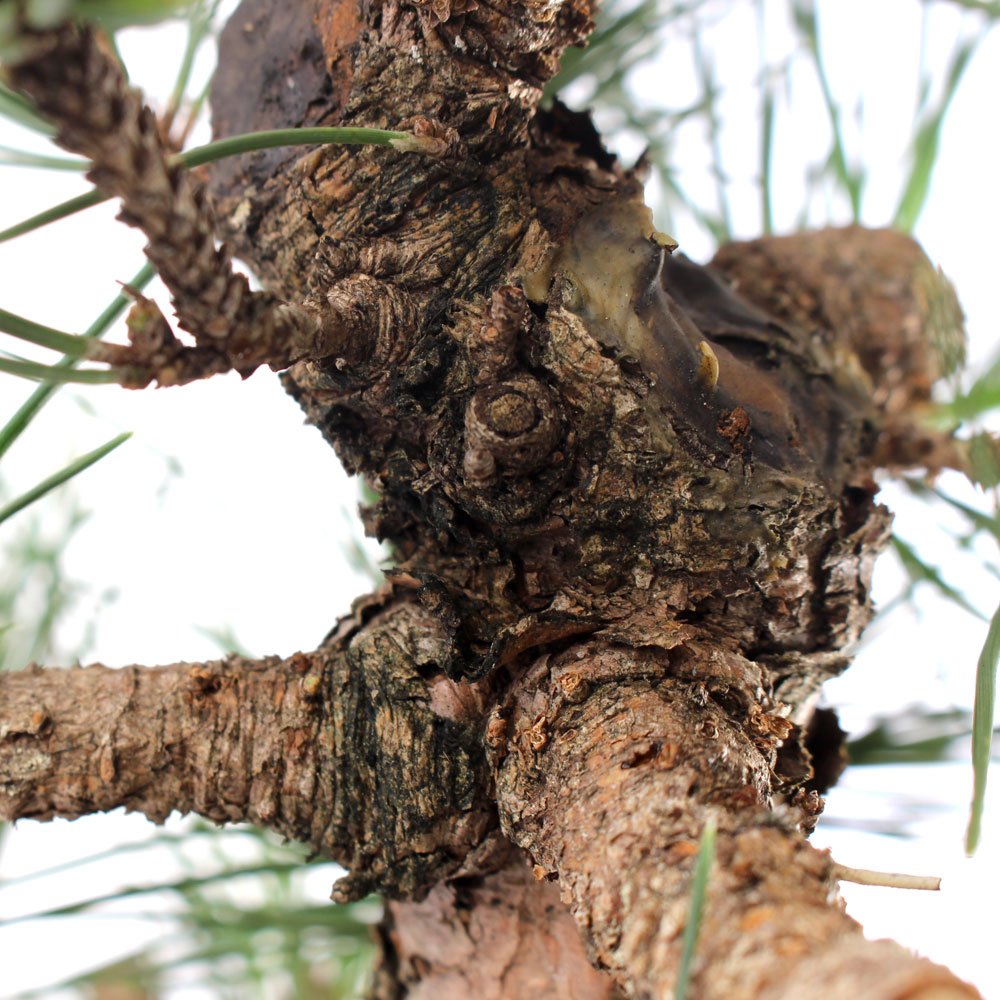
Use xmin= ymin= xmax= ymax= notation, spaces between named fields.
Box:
xmin=0 ymin=1 xmax=977 ymax=997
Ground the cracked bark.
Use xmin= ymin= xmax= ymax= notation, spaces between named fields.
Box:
xmin=0 ymin=0 xmax=979 ymax=997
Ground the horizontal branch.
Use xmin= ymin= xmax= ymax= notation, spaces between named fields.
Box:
xmin=0 ymin=651 xmax=339 ymax=830
xmin=0 ymin=597 xmax=498 ymax=899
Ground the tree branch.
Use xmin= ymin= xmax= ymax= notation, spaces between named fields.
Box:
xmin=0 ymin=595 xmax=500 ymax=900
xmin=712 ymin=227 xmax=968 ymax=474
xmin=493 ymin=638 xmax=979 ymax=999
xmin=0 ymin=650 xmax=338 ymax=827
xmin=5 ymin=23 xmax=334 ymax=384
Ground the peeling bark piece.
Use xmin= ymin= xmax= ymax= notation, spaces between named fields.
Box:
xmin=371 ymin=847 xmax=622 ymax=1000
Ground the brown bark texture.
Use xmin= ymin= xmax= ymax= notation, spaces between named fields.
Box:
xmin=370 ymin=846 xmax=624 ymax=999
xmin=0 ymin=1 xmax=979 ymax=997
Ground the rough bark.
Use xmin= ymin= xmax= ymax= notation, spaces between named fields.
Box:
xmin=494 ymin=642 xmax=976 ymax=999
xmin=1 ymin=594 xmax=501 ymax=900
xmin=0 ymin=0 xmax=979 ymax=997
xmin=370 ymin=846 xmax=623 ymax=999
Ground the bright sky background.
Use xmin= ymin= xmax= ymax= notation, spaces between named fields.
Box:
xmin=1 ymin=1 xmax=999 ymax=996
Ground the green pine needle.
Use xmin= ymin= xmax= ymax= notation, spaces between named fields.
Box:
xmin=926 ymin=482 xmax=1000 ymax=542
xmin=0 ymin=126 xmax=419 ymax=244
xmin=0 ymin=189 xmax=106 ymax=244
xmin=178 ymin=126 xmax=412 ymax=169
xmin=73 ymin=0 xmax=192 ymax=30
xmin=0 ymin=306 xmax=94 ymax=356
xmin=759 ymin=79 xmax=776 ymax=236
xmin=891 ymin=535 xmax=986 ymax=622
xmin=966 ymin=601 xmax=1000 ymax=854
xmin=894 ymin=38 xmax=976 ymax=233
xmin=793 ymin=1 xmax=863 ymax=221
xmin=0 ymin=827 xmax=267 ymax=887
xmin=0 ymin=262 xmax=155 ymax=460
xmin=165 ymin=0 xmax=221 ymax=116
xmin=0 ymin=82 xmax=55 ymax=135
xmin=674 ymin=817 xmax=716 ymax=1000
xmin=0 ymin=145 xmax=89 ymax=170
xmin=0 ymin=356 xmax=126 ymax=384
xmin=10 ymin=0 xmax=191 ymax=35
xmin=0 ymin=431 xmax=130 ymax=526
xmin=5 ymin=860 xmax=309 ymax=924
xmin=847 ymin=707 xmax=986 ymax=768
xmin=935 ymin=349 xmax=1000 ymax=425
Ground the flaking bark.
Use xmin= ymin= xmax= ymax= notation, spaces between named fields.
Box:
xmin=0 ymin=0 xmax=980 ymax=996
xmin=370 ymin=847 xmax=622 ymax=999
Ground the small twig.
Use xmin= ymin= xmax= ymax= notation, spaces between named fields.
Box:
xmin=6 ymin=24 xmax=318 ymax=381
xmin=833 ymin=863 xmax=941 ymax=892
xmin=5 ymin=23 xmax=459 ymax=387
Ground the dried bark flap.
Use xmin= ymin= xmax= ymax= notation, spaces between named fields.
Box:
xmin=209 ymin=0 xmax=345 ymax=196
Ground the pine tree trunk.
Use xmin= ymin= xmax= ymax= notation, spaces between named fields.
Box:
xmin=0 ymin=1 xmax=979 ymax=996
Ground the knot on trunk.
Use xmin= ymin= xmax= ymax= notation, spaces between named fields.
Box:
xmin=463 ymin=374 xmax=562 ymax=482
